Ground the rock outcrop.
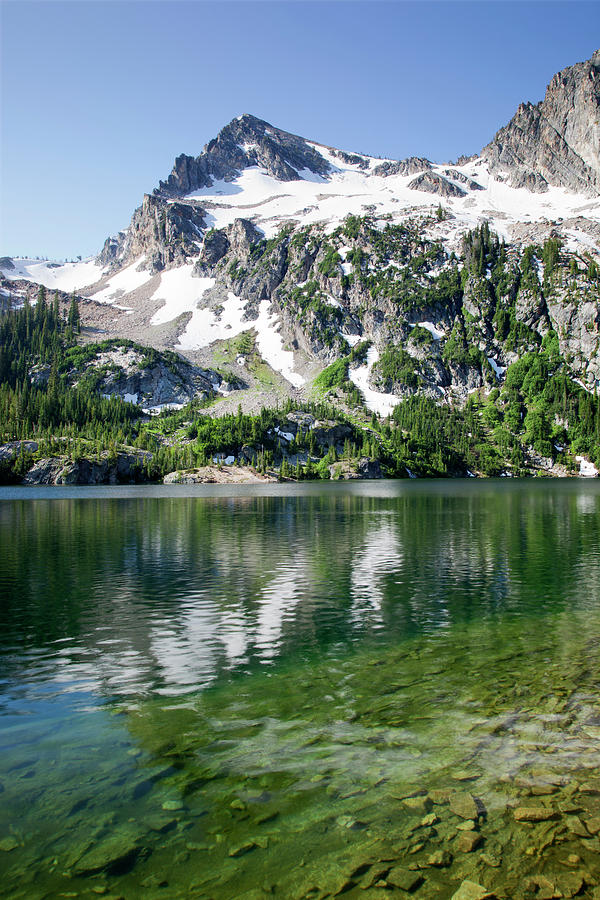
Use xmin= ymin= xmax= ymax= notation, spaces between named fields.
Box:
xmin=163 ymin=465 xmax=276 ymax=484
xmin=98 ymin=194 xmax=208 ymax=274
xmin=482 ymin=50 xmax=600 ymax=194
xmin=65 ymin=341 xmax=237 ymax=409
xmin=372 ymin=157 xmax=432 ymax=177
xmin=22 ymin=450 xmax=153 ymax=485
xmin=408 ymin=172 xmax=467 ymax=198
xmin=328 ymin=457 xmax=382 ymax=479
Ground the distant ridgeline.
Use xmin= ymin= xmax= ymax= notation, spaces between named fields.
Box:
xmin=1 ymin=224 xmax=600 ymax=485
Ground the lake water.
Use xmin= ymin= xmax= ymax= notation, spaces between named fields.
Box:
xmin=2 ymin=481 xmax=600 ymax=899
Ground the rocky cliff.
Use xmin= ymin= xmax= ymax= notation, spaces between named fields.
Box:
xmin=483 ymin=50 xmax=600 ymax=194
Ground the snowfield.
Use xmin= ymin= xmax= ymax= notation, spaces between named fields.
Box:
xmin=176 ymin=290 xmax=247 ymax=349
xmin=91 ymin=258 xmax=153 ymax=303
xmin=145 ymin=264 xmax=306 ymax=386
xmin=178 ymin=151 xmax=600 ymax=249
xmin=0 ymin=257 xmax=104 ymax=292
xmin=150 ymin=266 xmax=216 ymax=326
xmin=349 ymin=346 xmax=401 ymax=418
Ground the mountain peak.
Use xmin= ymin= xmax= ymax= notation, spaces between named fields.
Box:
xmin=482 ymin=49 xmax=600 ymax=195
xmin=155 ymin=114 xmax=330 ymax=198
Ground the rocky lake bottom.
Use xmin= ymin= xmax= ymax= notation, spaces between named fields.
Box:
xmin=1 ymin=481 xmax=600 ymax=899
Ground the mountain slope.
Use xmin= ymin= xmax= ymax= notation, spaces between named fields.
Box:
xmin=1 ymin=51 xmax=600 ymax=451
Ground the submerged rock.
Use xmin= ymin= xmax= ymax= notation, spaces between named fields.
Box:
xmin=427 ymin=849 xmax=453 ymax=867
xmin=385 ymin=866 xmax=423 ymax=891
xmin=0 ymin=835 xmax=19 ymax=852
xmin=513 ymin=806 xmax=557 ymax=822
xmin=228 ymin=840 xmax=258 ymax=858
xmin=449 ymin=792 xmax=481 ymax=820
xmin=451 ymin=880 xmax=496 ymax=900
xmin=457 ymin=830 xmax=482 ymax=852
xmin=402 ymin=795 xmax=433 ymax=814
xmin=71 ymin=834 xmax=141 ymax=876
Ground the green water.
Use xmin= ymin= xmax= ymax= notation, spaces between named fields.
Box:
xmin=2 ymin=481 xmax=600 ymax=899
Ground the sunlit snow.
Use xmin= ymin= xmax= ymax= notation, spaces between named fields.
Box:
xmin=0 ymin=258 xmax=104 ymax=292
xmin=576 ymin=455 xmax=599 ymax=477
xmin=176 ymin=291 xmax=248 ymax=350
xmin=253 ymin=299 xmax=305 ymax=388
xmin=349 ymin=346 xmax=401 ymax=417
xmin=92 ymin=258 xmax=152 ymax=303
xmin=487 ymin=357 xmax=507 ymax=379
xmin=177 ymin=151 xmax=600 ymax=249
xmin=150 ymin=266 xmax=216 ymax=326
xmin=412 ymin=321 xmax=445 ymax=340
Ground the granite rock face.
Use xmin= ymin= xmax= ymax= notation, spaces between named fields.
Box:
xmin=98 ymin=194 xmax=208 ymax=274
xmin=372 ymin=157 xmax=432 ymax=177
xmin=155 ymin=113 xmax=331 ymax=198
xmin=408 ymin=172 xmax=467 ymax=198
xmin=22 ymin=451 xmax=153 ymax=485
xmin=482 ymin=50 xmax=600 ymax=195
xmin=67 ymin=343 xmax=235 ymax=409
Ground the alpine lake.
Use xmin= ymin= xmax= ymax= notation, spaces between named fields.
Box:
xmin=2 ymin=480 xmax=600 ymax=900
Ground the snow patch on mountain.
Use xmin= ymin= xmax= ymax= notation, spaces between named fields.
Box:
xmin=254 ymin=300 xmax=305 ymax=387
xmin=150 ymin=266 xmax=216 ymax=326
xmin=92 ymin=258 xmax=152 ymax=303
xmin=0 ymin=257 xmax=104 ymax=292
xmin=412 ymin=321 xmax=445 ymax=340
xmin=349 ymin=346 xmax=401 ymax=417
xmin=177 ymin=149 xmax=600 ymax=249
xmin=177 ymin=291 xmax=248 ymax=350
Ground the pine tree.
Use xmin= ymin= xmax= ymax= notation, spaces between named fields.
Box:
xmin=68 ymin=294 xmax=80 ymax=334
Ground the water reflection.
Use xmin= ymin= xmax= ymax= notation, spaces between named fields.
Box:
xmin=2 ymin=482 xmax=600 ymax=899
xmin=1 ymin=484 xmax=600 ymax=704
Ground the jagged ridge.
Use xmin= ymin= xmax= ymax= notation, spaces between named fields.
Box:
xmin=483 ymin=50 xmax=600 ymax=194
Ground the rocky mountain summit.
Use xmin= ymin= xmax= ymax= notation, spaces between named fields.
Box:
xmin=483 ymin=50 xmax=600 ymax=194
xmin=156 ymin=113 xmax=331 ymax=196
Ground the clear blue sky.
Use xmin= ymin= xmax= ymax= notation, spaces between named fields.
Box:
xmin=1 ymin=1 xmax=598 ymax=260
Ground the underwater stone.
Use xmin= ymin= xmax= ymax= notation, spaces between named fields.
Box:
xmin=457 ymin=831 xmax=482 ymax=852
xmin=565 ymin=815 xmax=589 ymax=836
xmin=143 ymin=816 xmax=176 ymax=832
xmin=449 ymin=793 xmax=480 ymax=820
xmin=585 ymin=816 xmax=600 ymax=834
xmin=420 ymin=813 xmax=439 ymax=827
xmin=228 ymin=840 xmax=258 ymax=857
xmin=451 ymin=880 xmax=496 ymax=899
xmin=0 ymin=836 xmax=19 ymax=851
xmin=451 ymin=770 xmax=481 ymax=783
xmin=161 ymin=799 xmax=184 ymax=811
xmin=554 ymin=872 xmax=585 ymax=898
xmin=427 ymin=849 xmax=453 ymax=867
xmin=361 ymin=865 xmax=393 ymax=890
xmin=402 ymin=795 xmax=432 ymax=814
xmin=513 ymin=806 xmax=557 ymax=822
xmin=71 ymin=835 xmax=141 ymax=876
xmin=531 ymin=784 xmax=559 ymax=796
xmin=522 ymin=875 xmax=557 ymax=899
xmin=579 ymin=779 xmax=600 ymax=794
xmin=481 ymin=852 xmax=502 ymax=867
xmin=430 ymin=789 xmax=454 ymax=804
xmin=456 ymin=820 xmax=477 ymax=831
xmin=385 ymin=866 xmax=423 ymax=891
